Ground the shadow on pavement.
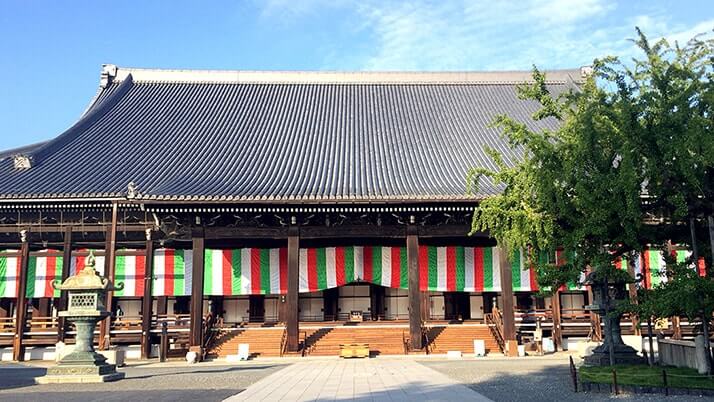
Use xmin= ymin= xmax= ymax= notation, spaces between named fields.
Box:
xmin=125 ymin=364 xmax=281 ymax=380
xmin=0 ymin=389 xmax=240 ymax=402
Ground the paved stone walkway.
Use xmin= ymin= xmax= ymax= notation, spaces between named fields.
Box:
xmin=225 ymin=358 xmax=492 ymax=401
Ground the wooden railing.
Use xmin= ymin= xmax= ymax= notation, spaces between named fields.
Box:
xmin=485 ymin=307 xmax=505 ymax=353
xmin=0 ymin=317 xmax=15 ymax=335
xmin=280 ymin=327 xmax=288 ymax=357
xmin=421 ymin=323 xmax=431 ymax=355
xmin=110 ymin=315 xmax=143 ymax=332
xmin=27 ymin=316 xmax=58 ymax=333
xmin=201 ymin=313 xmax=217 ymax=359
xmin=153 ymin=314 xmax=191 ymax=331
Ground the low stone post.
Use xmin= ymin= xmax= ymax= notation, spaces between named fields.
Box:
xmin=695 ymin=334 xmax=711 ymax=375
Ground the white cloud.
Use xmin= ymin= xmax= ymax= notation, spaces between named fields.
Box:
xmin=255 ymin=0 xmax=714 ymax=71
xmin=352 ymin=0 xmax=623 ymax=70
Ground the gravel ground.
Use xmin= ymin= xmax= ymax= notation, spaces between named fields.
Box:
xmin=419 ymin=356 xmax=714 ymax=402
xmin=0 ymin=360 xmax=288 ymax=402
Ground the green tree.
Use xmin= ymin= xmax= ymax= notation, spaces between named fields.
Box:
xmin=468 ymin=28 xmax=714 ymax=365
xmin=469 ymin=28 xmax=714 ymax=291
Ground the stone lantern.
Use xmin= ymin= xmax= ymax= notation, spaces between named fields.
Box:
xmin=36 ymin=252 xmax=125 ymax=383
xmin=583 ymin=271 xmax=644 ymax=366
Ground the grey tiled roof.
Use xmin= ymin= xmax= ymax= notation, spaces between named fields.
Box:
xmin=0 ymin=67 xmax=583 ymax=203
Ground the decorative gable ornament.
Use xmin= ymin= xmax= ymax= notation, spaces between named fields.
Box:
xmin=13 ymin=155 xmax=32 ymax=170
xmin=127 ymin=181 xmax=137 ymax=199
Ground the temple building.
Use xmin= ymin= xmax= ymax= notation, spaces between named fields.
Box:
xmin=0 ymin=65 xmax=674 ymax=361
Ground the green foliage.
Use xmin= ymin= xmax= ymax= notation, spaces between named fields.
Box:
xmin=580 ymin=365 xmax=714 ymax=390
xmin=469 ymin=28 xmax=714 ymax=295
xmin=637 ymin=262 xmax=714 ymax=320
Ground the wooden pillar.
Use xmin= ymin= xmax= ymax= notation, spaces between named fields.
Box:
xmin=497 ymin=246 xmax=518 ymax=356
xmin=665 ymin=242 xmax=682 ymax=339
xmin=420 ymin=291 xmax=430 ymax=321
xmin=369 ymin=284 xmax=385 ymax=321
xmin=551 ymin=291 xmax=563 ymax=350
xmin=625 ymin=256 xmax=641 ymax=336
xmin=407 ymin=225 xmax=422 ymax=350
xmin=13 ymin=229 xmax=30 ymax=361
xmin=322 ymin=287 xmax=338 ymax=321
xmin=0 ymin=299 xmax=9 ymax=318
xmin=157 ymin=296 xmax=168 ymax=316
xmin=56 ymin=227 xmax=72 ymax=342
xmin=99 ymin=203 xmax=119 ymax=350
xmin=38 ymin=299 xmax=50 ymax=316
xmin=286 ymin=224 xmax=300 ymax=352
xmin=189 ymin=228 xmax=205 ymax=353
xmin=141 ymin=231 xmax=155 ymax=359
xmin=586 ymin=285 xmax=602 ymax=341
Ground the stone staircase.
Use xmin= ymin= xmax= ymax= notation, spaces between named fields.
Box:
xmin=207 ymin=323 xmax=501 ymax=359
xmin=426 ymin=324 xmax=500 ymax=355
xmin=208 ymin=328 xmax=285 ymax=358
xmin=304 ymin=326 xmax=409 ymax=356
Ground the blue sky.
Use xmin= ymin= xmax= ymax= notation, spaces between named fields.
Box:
xmin=0 ymin=0 xmax=712 ymax=150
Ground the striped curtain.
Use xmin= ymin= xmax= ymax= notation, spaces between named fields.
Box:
xmin=674 ymin=250 xmax=706 ymax=277
xmin=26 ymin=250 xmax=63 ymax=298
xmin=511 ymin=249 xmax=539 ymax=292
xmin=114 ymin=253 xmax=146 ymax=297
xmin=555 ymin=249 xmax=584 ymax=291
xmin=153 ymin=249 xmax=193 ymax=296
xmin=418 ymin=246 xmax=504 ymax=292
xmin=298 ymin=246 xmax=408 ymax=293
xmin=204 ymin=248 xmax=287 ymax=295
xmin=0 ymin=251 xmax=20 ymax=298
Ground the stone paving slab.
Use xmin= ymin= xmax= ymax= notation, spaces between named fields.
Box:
xmin=225 ymin=358 xmax=493 ymax=401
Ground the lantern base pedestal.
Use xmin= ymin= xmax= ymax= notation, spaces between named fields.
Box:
xmin=35 ymin=371 xmax=125 ymax=384
xmin=35 ymin=350 xmax=125 ymax=383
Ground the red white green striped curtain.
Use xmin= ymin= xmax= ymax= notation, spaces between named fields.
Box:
xmin=204 ymin=248 xmax=287 ymax=295
xmin=511 ymin=249 xmax=539 ymax=292
xmin=555 ymin=249 xmax=584 ymax=291
xmin=617 ymin=249 xmax=704 ymax=289
xmin=674 ymin=250 xmax=706 ymax=277
xmin=299 ymin=246 xmax=408 ymax=293
xmin=26 ymin=250 xmax=63 ymax=298
xmin=153 ymin=249 xmax=193 ymax=296
xmin=635 ymin=250 xmax=667 ymax=289
xmin=114 ymin=253 xmax=146 ymax=297
xmin=419 ymin=246 xmax=503 ymax=292
xmin=0 ymin=251 xmax=20 ymax=298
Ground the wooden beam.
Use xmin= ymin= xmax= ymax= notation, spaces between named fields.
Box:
xmin=57 ymin=226 xmax=72 ymax=343
xmin=497 ymin=246 xmax=517 ymax=356
xmin=189 ymin=229 xmax=205 ymax=351
xmin=300 ymin=225 xmax=405 ymax=239
xmin=0 ymin=224 xmax=149 ymax=234
xmin=205 ymin=226 xmax=288 ymax=239
xmin=141 ymin=231 xmax=155 ymax=359
xmin=13 ymin=230 xmax=30 ymax=361
xmin=286 ymin=225 xmax=300 ymax=352
xmin=99 ymin=203 xmax=119 ymax=350
xmin=407 ymin=226 xmax=422 ymax=350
